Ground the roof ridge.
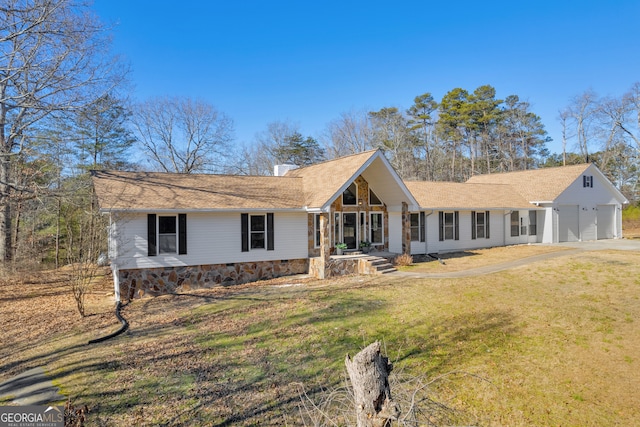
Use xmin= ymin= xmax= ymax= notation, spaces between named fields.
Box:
xmin=468 ymin=163 xmax=590 ymax=178
xmin=287 ymin=149 xmax=379 ymax=172
xmin=93 ymin=170 xmax=301 ymax=179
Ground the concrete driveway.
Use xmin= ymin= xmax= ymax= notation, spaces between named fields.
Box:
xmin=557 ymin=239 xmax=640 ymax=251
xmin=393 ymin=238 xmax=639 ymax=279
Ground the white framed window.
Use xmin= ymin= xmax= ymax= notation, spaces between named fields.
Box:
xmin=250 ymin=215 xmax=266 ymax=249
xmin=148 ymin=213 xmax=187 ymax=256
xmin=583 ymin=175 xmax=593 ymax=188
xmin=529 ymin=211 xmax=537 ymax=236
xmin=241 ymin=213 xmax=274 ymax=252
xmin=158 ymin=215 xmax=177 ymax=254
xmin=370 ymin=212 xmax=383 ymax=244
xmin=342 ymin=182 xmax=357 ymax=205
xmin=472 ymin=211 xmax=490 ymax=239
xmin=410 ymin=213 xmax=420 ymax=241
xmin=314 ymin=214 xmax=321 ymax=248
xmin=510 ymin=211 xmax=519 ymax=237
xmin=369 ymin=188 xmax=383 ymax=205
xmin=438 ymin=211 xmax=459 ymax=241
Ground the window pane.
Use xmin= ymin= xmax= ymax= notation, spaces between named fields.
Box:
xmin=315 ymin=214 xmax=321 ymax=246
xmin=158 ymin=216 xmax=177 ymax=254
xmin=251 ymin=215 xmax=265 ymax=231
xmin=251 ymin=232 xmax=265 ymax=249
xmin=159 ymin=235 xmax=176 ymax=253
xmin=511 ymin=211 xmax=519 ymax=237
xmin=370 ymin=189 xmax=382 ymax=205
xmin=159 ymin=216 xmax=176 ymax=234
xmin=444 ymin=212 xmax=454 ymax=225
xmin=343 ymin=213 xmax=357 ymax=248
xmin=410 ymin=213 xmax=419 ymax=227
xmin=370 ymin=213 xmax=383 ymax=244
xmin=444 ymin=227 xmax=454 ymax=240
xmin=476 ymin=212 xmax=485 ymax=238
xmin=343 ymin=182 xmax=357 ymax=205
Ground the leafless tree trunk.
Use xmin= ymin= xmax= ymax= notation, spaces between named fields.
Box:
xmin=131 ymin=96 xmax=234 ymax=174
xmin=345 ymin=341 xmax=400 ymax=427
xmin=323 ymin=110 xmax=374 ymax=158
xmin=0 ymin=0 xmax=126 ymax=262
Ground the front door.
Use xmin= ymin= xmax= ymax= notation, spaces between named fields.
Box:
xmin=342 ymin=213 xmax=358 ymax=249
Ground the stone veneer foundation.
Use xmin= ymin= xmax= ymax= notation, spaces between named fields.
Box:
xmin=308 ymin=256 xmax=382 ymax=279
xmin=118 ymin=259 xmax=308 ymax=301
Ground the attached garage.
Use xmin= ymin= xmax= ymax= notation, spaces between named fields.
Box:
xmin=597 ymin=205 xmax=616 ymax=239
xmin=558 ymin=205 xmax=579 ymax=242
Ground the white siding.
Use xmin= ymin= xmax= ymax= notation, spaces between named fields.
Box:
xmin=410 ymin=240 xmax=426 ymax=255
xmin=425 ymin=210 xmax=506 ymax=253
xmin=388 ymin=212 xmax=403 ymax=254
xmin=554 ymin=166 xmax=625 ymax=242
xmin=540 ymin=207 xmax=553 ymax=243
xmin=111 ymin=211 xmax=309 ymax=270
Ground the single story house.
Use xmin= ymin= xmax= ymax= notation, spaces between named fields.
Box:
xmin=92 ymin=150 xmax=628 ymax=301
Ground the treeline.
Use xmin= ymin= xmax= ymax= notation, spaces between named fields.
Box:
xmin=236 ymin=86 xmax=550 ymax=181
xmin=2 ymin=1 xmax=638 ymax=268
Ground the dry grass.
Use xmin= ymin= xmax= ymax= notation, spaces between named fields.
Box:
xmin=1 ymin=248 xmax=639 ymax=425
xmin=401 ymin=244 xmax=568 ymax=272
xmin=624 ymin=219 xmax=640 ymax=239
xmin=393 ymin=253 xmax=414 ymax=266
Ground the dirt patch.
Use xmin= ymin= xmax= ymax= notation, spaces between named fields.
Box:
xmin=624 ymin=219 xmax=640 ymax=239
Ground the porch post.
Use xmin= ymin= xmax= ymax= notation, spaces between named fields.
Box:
xmin=402 ymin=202 xmax=410 ymax=254
xmin=319 ymin=213 xmax=330 ymax=279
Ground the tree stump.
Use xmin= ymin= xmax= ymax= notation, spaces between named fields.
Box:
xmin=345 ymin=341 xmax=400 ymax=427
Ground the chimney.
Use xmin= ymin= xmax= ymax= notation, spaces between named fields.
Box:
xmin=273 ymin=164 xmax=298 ymax=176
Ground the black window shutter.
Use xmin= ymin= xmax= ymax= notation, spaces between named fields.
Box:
xmin=471 ymin=211 xmax=476 ymax=240
xmin=147 ymin=214 xmax=157 ymax=256
xmin=590 ymin=176 xmax=593 ymax=188
xmin=178 ymin=214 xmax=187 ymax=255
xmin=241 ymin=213 xmax=249 ymax=252
xmin=267 ymin=213 xmax=274 ymax=251
xmin=419 ymin=211 xmax=425 ymax=242
xmin=438 ymin=211 xmax=444 ymax=241
xmin=454 ymin=211 xmax=459 ymax=240
xmin=486 ymin=211 xmax=490 ymax=239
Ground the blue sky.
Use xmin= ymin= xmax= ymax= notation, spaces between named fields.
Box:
xmin=93 ymin=0 xmax=640 ymax=155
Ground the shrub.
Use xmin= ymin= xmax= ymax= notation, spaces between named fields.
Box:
xmin=622 ymin=205 xmax=640 ymax=221
xmin=394 ymin=253 xmax=413 ymax=266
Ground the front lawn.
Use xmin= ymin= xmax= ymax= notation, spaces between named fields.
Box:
xmin=1 ymin=248 xmax=639 ymax=425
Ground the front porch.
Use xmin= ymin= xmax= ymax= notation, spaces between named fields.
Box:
xmin=308 ymin=252 xmax=398 ymax=279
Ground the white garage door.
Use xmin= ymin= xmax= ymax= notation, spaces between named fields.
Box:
xmin=597 ymin=205 xmax=616 ymax=239
xmin=558 ymin=205 xmax=579 ymax=242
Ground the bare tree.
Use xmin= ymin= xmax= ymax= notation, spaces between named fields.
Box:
xmin=232 ymin=120 xmax=302 ymax=175
xmin=564 ymin=90 xmax=599 ymax=162
xmin=369 ymin=107 xmax=417 ymax=179
xmin=558 ymin=108 xmax=572 ymax=166
xmin=132 ymin=96 xmax=234 ymax=173
xmin=621 ymin=82 xmax=640 ymax=151
xmin=0 ymin=0 xmax=126 ymax=262
xmin=323 ymin=110 xmax=374 ymax=159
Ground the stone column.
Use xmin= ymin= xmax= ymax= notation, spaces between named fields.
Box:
xmin=401 ymin=202 xmax=411 ymax=254
xmin=318 ymin=212 xmax=330 ymax=279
